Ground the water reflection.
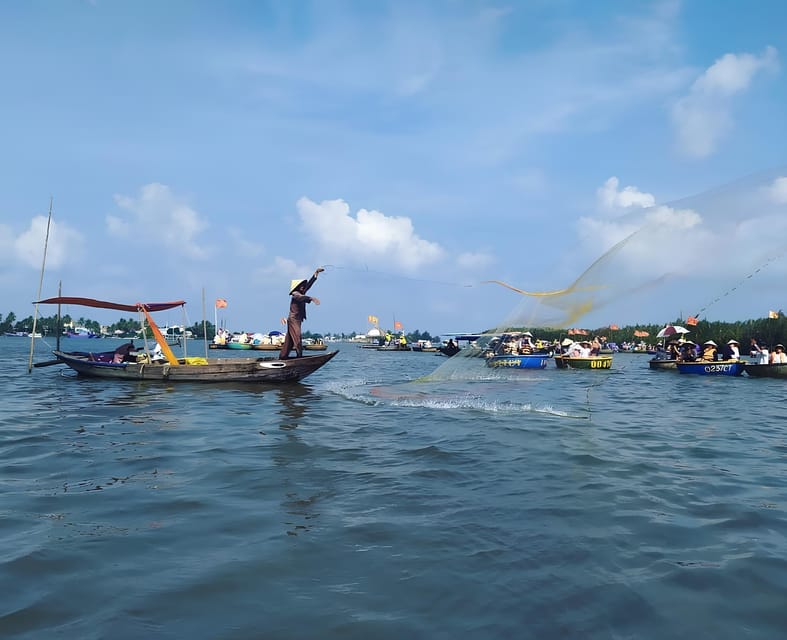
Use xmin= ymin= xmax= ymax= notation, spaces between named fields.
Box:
xmin=276 ymin=384 xmax=313 ymax=431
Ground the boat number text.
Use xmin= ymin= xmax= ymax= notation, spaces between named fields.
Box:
xmin=704 ymin=364 xmax=734 ymax=373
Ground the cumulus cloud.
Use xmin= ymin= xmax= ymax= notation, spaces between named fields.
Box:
xmin=671 ymin=46 xmax=779 ymax=158
xmin=457 ymin=251 xmax=494 ymax=270
xmin=579 ymin=178 xmax=704 ymax=276
xmin=105 ymin=215 xmax=130 ymax=237
xmin=769 ymin=176 xmax=787 ymax=203
xmin=109 ymin=183 xmax=210 ymax=259
xmin=597 ymin=177 xmax=656 ymax=214
xmin=13 ymin=216 xmax=84 ymax=270
xmin=296 ymin=197 xmax=444 ymax=271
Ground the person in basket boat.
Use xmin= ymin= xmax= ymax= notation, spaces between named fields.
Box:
xmin=700 ymin=340 xmax=717 ymax=361
xmin=769 ymin=344 xmax=787 ymax=364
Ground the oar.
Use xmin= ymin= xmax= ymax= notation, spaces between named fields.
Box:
xmin=33 ymin=359 xmax=64 ymax=368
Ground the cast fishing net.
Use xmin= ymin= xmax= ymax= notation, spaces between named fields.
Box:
xmin=425 ymin=166 xmax=787 ymax=381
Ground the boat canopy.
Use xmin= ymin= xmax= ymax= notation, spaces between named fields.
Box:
xmin=35 ymin=297 xmax=186 ymax=313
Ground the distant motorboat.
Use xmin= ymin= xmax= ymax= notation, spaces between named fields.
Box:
xmin=65 ymin=327 xmax=99 ymax=338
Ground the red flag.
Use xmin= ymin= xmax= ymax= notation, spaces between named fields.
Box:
xmin=686 ymin=316 xmax=699 ymax=326
xmin=215 ymin=298 xmax=228 ymax=309
xmin=394 ymin=321 xmax=403 ymax=330
xmin=609 ymin=324 xmax=619 ymax=331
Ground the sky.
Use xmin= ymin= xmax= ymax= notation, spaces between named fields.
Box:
xmin=1 ymin=0 xmax=786 ymax=337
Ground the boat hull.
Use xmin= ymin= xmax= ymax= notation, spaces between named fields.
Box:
xmin=676 ymin=360 xmax=745 ymax=376
xmin=52 ymin=350 xmax=338 ymax=383
xmin=649 ymin=358 xmax=678 ymax=370
xmin=487 ymin=354 xmax=550 ymax=369
xmin=743 ymin=362 xmax=787 ymax=378
xmin=554 ymin=355 xmax=612 ymax=370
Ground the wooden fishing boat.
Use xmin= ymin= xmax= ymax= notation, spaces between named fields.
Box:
xmin=743 ymin=362 xmax=787 ymax=378
xmin=554 ymin=354 xmax=613 ymax=370
xmin=304 ymin=339 xmax=327 ymax=351
xmin=487 ymin=354 xmax=551 ymax=369
xmin=32 ymin=296 xmax=338 ymax=384
xmin=250 ymin=343 xmax=280 ymax=351
xmin=676 ymin=360 xmax=745 ymax=376
xmin=50 ymin=349 xmax=338 ymax=383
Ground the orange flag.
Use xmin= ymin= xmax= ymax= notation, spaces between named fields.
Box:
xmin=394 ymin=321 xmax=403 ymax=330
xmin=215 ymin=298 xmax=228 ymax=309
xmin=686 ymin=316 xmax=699 ymax=326
xmin=609 ymin=324 xmax=619 ymax=331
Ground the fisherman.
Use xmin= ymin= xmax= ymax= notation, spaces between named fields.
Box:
xmin=112 ymin=341 xmax=139 ymax=363
xmin=279 ymin=267 xmax=324 ymax=359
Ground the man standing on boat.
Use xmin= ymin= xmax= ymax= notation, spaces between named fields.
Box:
xmin=279 ymin=267 xmax=324 ymax=359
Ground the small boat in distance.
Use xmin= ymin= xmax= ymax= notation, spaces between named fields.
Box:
xmin=485 ymin=332 xmax=553 ymax=369
xmin=554 ymin=354 xmax=613 ymax=370
xmin=65 ymin=326 xmax=99 ymax=338
xmin=742 ymin=362 xmax=787 ymax=378
xmin=676 ymin=360 xmax=745 ymax=376
xmin=304 ymin=338 xmax=327 ymax=351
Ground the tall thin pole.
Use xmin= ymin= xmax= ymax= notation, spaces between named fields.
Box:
xmin=202 ymin=287 xmax=208 ymax=359
xmin=56 ymin=280 xmax=62 ymax=352
xmin=28 ymin=197 xmax=53 ymax=373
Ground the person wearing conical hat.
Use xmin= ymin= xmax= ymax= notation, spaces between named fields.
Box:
xmin=770 ymin=343 xmax=787 ymax=364
xmin=279 ymin=267 xmax=324 ymax=359
xmin=701 ymin=339 xmax=717 ymax=362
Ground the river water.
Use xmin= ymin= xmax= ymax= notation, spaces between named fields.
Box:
xmin=1 ymin=336 xmax=786 ymax=639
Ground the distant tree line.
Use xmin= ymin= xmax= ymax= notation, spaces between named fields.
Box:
xmin=6 ymin=309 xmax=785 ymax=348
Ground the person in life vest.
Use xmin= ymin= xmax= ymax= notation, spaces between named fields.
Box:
xmin=279 ymin=267 xmax=324 ymax=359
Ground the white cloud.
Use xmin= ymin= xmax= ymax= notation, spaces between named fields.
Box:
xmin=14 ymin=216 xmax=84 ymax=270
xmin=671 ymin=46 xmax=779 ymax=158
xmin=769 ymin=176 xmax=787 ymax=203
xmin=296 ymin=197 xmax=444 ymax=271
xmin=110 ymin=183 xmax=210 ymax=259
xmin=580 ymin=179 xmax=704 ymax=277
xmin=457 ymin=251 xmax=494 ymax=270
xmin=597 ymin=177 xmax=656 ymax=214
xmin=228 ymin=227 xmax=265 ymax=258
xmin=106 ymin=215 xmax=130 ymax=237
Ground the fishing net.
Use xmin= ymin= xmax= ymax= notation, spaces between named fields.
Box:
xmin=425 ymin=166 xmax=787 ymax=381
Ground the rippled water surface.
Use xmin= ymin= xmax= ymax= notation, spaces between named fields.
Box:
xmin=2 ymin=336 xmax=786 ymax=639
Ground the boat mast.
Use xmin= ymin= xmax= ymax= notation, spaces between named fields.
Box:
xmin=28 ymin=197 xmax=53 ymax=373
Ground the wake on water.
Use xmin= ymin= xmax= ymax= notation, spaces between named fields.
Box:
xmin=329 ymin=168 xmax=787 ymax=420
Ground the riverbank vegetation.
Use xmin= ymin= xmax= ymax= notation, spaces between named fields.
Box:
xmin=3 ymin=310 xmax=785 ymax=347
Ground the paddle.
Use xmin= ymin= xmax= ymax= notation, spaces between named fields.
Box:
xmin=33 ymin=359 xmax=64 ymax=368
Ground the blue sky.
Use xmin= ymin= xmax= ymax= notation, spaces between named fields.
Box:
xmin=1 ymin=0 xmax=786 ymax=337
